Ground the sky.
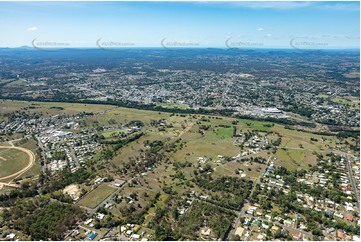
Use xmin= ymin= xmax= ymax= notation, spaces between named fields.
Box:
xmin=0 ymin=1 xmax=359 ymax=49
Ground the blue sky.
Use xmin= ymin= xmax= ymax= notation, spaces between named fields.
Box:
xmin=0 ymin=1 xmax=359 ymax=49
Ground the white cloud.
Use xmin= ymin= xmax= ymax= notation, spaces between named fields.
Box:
xmin=265 ymin=34 xmax=272 ymax=38
xmin=27 ymin=27 xmax=38 ymax=31
xmin=321 ymin=3 xmax=360 ymax=12
xmin=257 ymin=28 xmax=263 ymax=31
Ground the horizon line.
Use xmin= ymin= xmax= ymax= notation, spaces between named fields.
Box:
xmin=1 ymin=46 xmax=360 ymax=51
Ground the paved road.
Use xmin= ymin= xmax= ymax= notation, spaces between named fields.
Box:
xmin=226 ymin=209 xmax=245 ymax=240
xmin=69 ymin=147 xmax=81 ymax=168
xmin=274 ymin=220 xmax=313 ymax=239
xmin=250 ymin=156 xmax=272 ymax=196
xmin=227 ymin=156 xmax=271 ymax=240
xmin=35 ymin=136 xmax=47 ymax=172
xmin=344 ymin=154 xmax=360 ymax=210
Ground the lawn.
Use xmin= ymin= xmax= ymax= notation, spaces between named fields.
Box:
xmin=77 ymin=183 xmax=117 ymax=209
xmin=85 ymin=107 xmax=170 ymax=128
xmin=317 ymin=95 xmax=359 ymax=109
xmin=102 ymin=129 xmax=128 ymax=138
xmin=272 ymin=125 xmax=338 ymax=151
xmin=0 ymin=148 xmax=29 ymax=179
xmin=171 ymin=129 xmax=239 ymax=165
xmin=332 ymin=97 xmax=352 ymax=105
xmin=4 ymin=79 xmax=27 ymax=87
xmin=215 ymin=159 xmax=267 ymax=181
xmin=166 ymin=120 xmax=240 ymax=168
xmin=215 ymin=127 xmax=233 ymax=139
xmin=241 ymin=120 xmax=273 ymax=131
xmin=273 ymin=149 xmax=316 ymax=170
xmin=156 ymin=103 xmax=189 ymax=109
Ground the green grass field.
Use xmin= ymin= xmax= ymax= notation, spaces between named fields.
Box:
xmin=215 ymin=127 xmax=233 ymax=139
xmin=0 ymin=148 xmax=29 ymax=179
xmin=242 ymin=120 xmax=272 ymax=131
xmin=332 ymin=97 xmax=352 ymax=105
xmin=4 ymin=79 xmax=28 ymax=87
xmin=156 ymin=103 xmax=189 ymax=109
xmin=171 ymin=127 xmax=239 ymax=165
xmin=274 ymin=149 xmax=316 ymax=170
xmin=102 ymin=129 xmax=128 ymax=138
xmin=317 ymin=95 xmax=359 ymax=109
xmin=77 ymin=183 xmax=117 ymax=209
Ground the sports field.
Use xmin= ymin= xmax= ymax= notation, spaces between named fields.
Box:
xmin=0 ymin=148 xmax=30 ymax=179
xmin=77 ymin=183 xmax=117 ymax=209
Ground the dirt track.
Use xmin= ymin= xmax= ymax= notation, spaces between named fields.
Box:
xmin=0 ymin=145 xmax=35 ymax=182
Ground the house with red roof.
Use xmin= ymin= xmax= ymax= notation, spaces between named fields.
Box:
xmin=292 ymin=233 xmax=301 ymax=240
xmin=342 ymin=186 xmax=351 ymax=191
xmin=337 ymin=230 xmax=345 ymax=240
xmin=345 ymin=213 xmax=353 ymax=222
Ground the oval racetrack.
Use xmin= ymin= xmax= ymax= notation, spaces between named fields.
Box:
xmin=0 ymin=145 xmax=35 ymax=183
